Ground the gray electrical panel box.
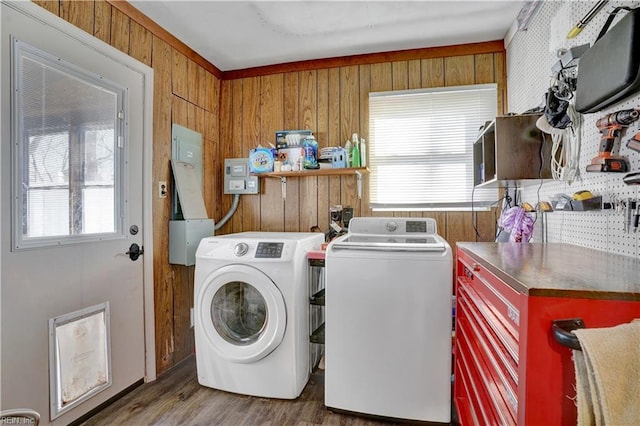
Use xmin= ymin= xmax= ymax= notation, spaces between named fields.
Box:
xmin=172 ymin=124 xmax=203 ymax=219
xmin=169 ymin=124 xmax=212 ymax=265
xmin=169 ymin=219 xmax=214 ymax=266
xmin=224 ymin=158 xmax=259 ymax=194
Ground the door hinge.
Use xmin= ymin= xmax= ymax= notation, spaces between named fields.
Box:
xmin=118 ymin=110 xmax=124 ymax=119
xmin=117 ymin=135 xmax=124 ymax=148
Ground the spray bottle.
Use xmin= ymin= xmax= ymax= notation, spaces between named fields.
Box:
xmin=345 ymin=139 xmax=352 ymax=167
xmin=360 ymin=137 xmax=366 ymax=167
xmin=302 ymin=133 xmax=319 ymax=169
xmin=351 ymin=133 xmax=361 ymax=168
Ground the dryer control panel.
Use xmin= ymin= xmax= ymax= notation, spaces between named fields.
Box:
xmin=256 ymin=242 xmax=284 ymax=258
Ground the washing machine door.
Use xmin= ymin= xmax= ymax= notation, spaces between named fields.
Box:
xmin=197 ymin=264 xmax=286 ymax=363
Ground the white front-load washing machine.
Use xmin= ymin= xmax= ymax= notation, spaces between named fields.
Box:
xmin=194 ymin=232 xmax=323 ymax=399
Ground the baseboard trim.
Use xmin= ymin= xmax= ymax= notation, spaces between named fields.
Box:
xmin=67 ymin=379 xmax=144 ymax=426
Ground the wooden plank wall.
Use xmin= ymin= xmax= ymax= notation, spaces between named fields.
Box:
xmin=218 ymin=52 xmax=504 ymax=248
xmin=32 ymin=0 xmax=503 ymax=376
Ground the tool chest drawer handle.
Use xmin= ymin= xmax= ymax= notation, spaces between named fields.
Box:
xmin=463 ymin=263 xmax=480 ymax=278
xmin=551 ymin=318 xmax=585 ymax=351
xmin=463 ymin=266 xmax=473 ymax=279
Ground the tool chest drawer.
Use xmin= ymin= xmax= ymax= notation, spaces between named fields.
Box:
xmin=457 ymin=250 xmax=521 ymax=342
xmin=457 ymin=278 xmax=519 ymax=373
xmin=456 ymin=280 xmax=518 ymax=424
xmin=455 ymin=248 xmax=520 ymax=426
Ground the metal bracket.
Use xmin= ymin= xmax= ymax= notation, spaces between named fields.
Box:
xmin=551 ymin=318 xmax=585 ymax=350
xmin=280 ymin=176 xmax=287 ymax=200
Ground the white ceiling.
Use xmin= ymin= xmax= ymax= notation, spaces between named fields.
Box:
xmin=129 ymin=0 xmax=527 ymax=72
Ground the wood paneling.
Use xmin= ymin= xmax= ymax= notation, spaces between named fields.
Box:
xmin=260 ymin=74 xmax=285 ymax=232
xmin=107 ymin=0 xmax=223 ymax=78
xmin=408 ymin=60 xmax=421 ymax=90
xmin=475 ymin=53 xmax=495 ymax=84
xmin=150 ymin=35 xmax=175 ymax=374
xmin=299 ymin=70 xmax=318 ymax=232
xmin=220 ymin=49 xmax=503 ymax=245
xmin=392 ymin=61 xmax=409 ymax=90
xmin=242 ymin=77 xmax=261 ymax=232
xmin=218 ymin=79 xmax=235 ymax=235
xmin=129 ymin=20 xmax=152 ymax=66
xmin=495 ymin=51 xmax=507 ymax=114
xmin=32 ymin=0 xmax=59 ymax=15
xmin=60 ymin=0 xmax=94 ymax=35
xmin=421 ymin=58 xmax=445 ymax=88
xmin=172 ymin=51 xmax=189 ymax=101
xmin=224 ymin=40 xmax=504 ymax=80
xmin=110 ymin=6 xmax=130 ymax=54
xmin=444 ymin=55 xmax=475 ymax=86
xmin=187 ymin=59 xmax=200 ymax=106
xmin=93 ymin=0 xmax=111 ymax=43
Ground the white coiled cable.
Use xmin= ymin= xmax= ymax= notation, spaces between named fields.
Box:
xmin=547 ymin=103 xmax=582 ymax=185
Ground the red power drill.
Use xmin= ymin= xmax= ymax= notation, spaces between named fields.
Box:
xmin=587 ymin=109 xmax=639 ymax=172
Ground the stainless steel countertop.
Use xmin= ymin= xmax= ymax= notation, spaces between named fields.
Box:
xmin=457 ymin=242 xmax=640 ymax=300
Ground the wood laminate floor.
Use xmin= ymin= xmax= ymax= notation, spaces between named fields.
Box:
xmin=80 ymin=356 xmax=429 ymax=426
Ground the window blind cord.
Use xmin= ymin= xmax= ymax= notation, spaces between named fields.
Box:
xmin=473 ymin=185 xmax=510 ymax=241
xmin=492 ymin=193 xmax=509 ymax=241
xmin=472 ymin=185 xmax=496 ymax=241
xmin=472 ymin=185 xmax=479 ymax=241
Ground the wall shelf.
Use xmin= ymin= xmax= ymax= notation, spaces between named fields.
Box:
xmin=474 ymin=114 xmax=551 ymax=188
xmin=256 ymin=167 xmax=369 ymax=199
xmin=257 ymin=167 xmax=369 ymax=178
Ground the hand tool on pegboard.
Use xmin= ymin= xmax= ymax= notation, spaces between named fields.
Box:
xmin=587 ymin=109 xmax=638 ymax=173
xmin=566 ymin=0 xmax=609 ymax=39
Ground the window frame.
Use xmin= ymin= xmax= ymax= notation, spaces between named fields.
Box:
xmin=11 ymin=38 xmax=127 ymax=250
xmin=368 ymin=83 xmax=498 ymax=211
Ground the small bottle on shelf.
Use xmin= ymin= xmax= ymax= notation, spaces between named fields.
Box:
xmin=351 ymin=140 xmax=361 ymax=168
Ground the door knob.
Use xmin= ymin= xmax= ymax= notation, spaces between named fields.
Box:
xmin=126 ymin=243 xmax=144 ymax=261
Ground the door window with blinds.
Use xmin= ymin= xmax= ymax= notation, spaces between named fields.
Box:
xmin=11 ymin=39 xmax=126 ymax=249
xmin=368 ymin=84 xmax=498 ymax=210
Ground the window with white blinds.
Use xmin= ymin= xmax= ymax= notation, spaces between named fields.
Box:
xmin=368 ymin=84 xmax=498 ymax=210
xmin=12 ymin=39 xmax=125 ymax=249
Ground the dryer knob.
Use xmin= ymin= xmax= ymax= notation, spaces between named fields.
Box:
xmin=233 ymin=242 xmax=249 ymax=257
xmin=385 ymin=221 xmax=398 ymax=232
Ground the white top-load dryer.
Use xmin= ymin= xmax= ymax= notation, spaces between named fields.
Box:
xmin=325 ymin=217 xmax=453 ymax=422
xmin=194 ymin=232 xmax=323 ymax=399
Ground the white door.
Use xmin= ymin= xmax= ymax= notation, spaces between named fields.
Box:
xmin=1 ymin=3 xmax=153 ymax=424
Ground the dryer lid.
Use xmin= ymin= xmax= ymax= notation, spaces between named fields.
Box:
xmin=331 ymin=234 xmax=446 ymax=252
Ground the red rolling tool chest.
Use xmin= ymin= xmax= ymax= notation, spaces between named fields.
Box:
xmin=454 ymin=243 xmax=640 ymax=425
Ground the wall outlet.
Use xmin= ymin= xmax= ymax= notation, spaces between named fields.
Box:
xmin=159 ymin=181 xmax=168 ymax=198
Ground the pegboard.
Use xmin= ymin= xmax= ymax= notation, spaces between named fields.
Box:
xmin=506 ymin=0 xmax=640 ymax=257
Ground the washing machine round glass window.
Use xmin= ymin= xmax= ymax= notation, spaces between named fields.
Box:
xmin=211 ymin=281 xmax=267 ymax=345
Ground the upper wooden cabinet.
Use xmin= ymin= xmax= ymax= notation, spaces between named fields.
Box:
xmin=473 ymin=114 xmax=551 ymax=188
